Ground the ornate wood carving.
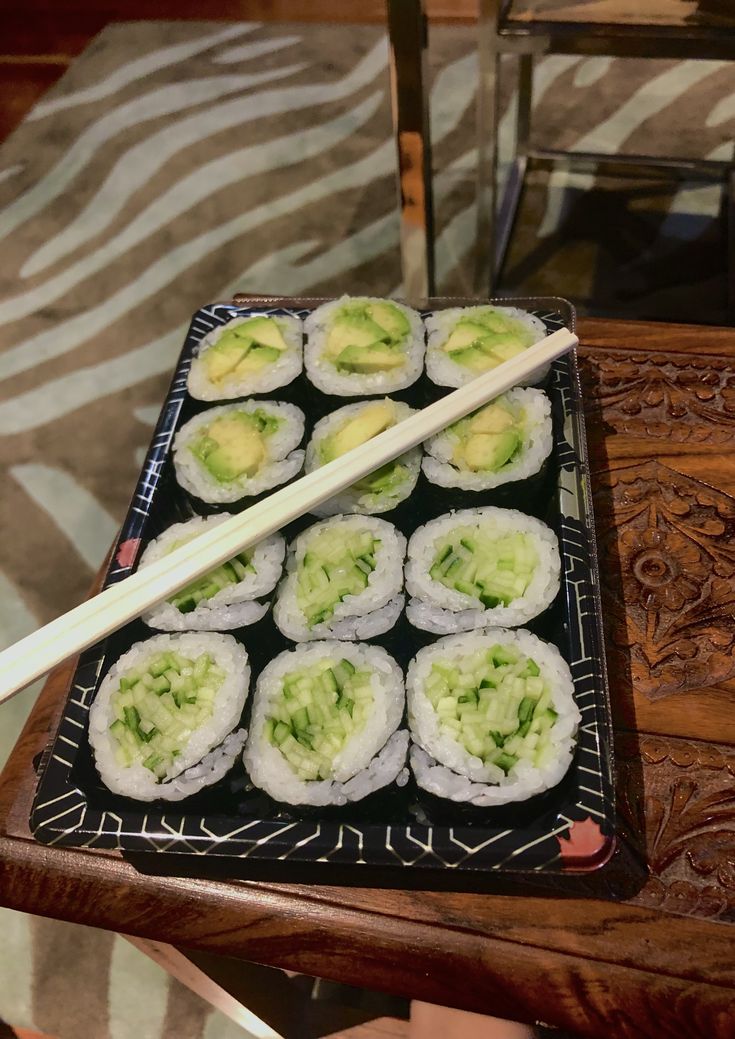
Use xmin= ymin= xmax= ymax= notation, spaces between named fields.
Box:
xmin=593 ymin=460 xmax=735 ymax=698
xmin=616 ymin=733 xmax=735 ymax=921
xmin=580 ymin=351 xmax=735 ymax=445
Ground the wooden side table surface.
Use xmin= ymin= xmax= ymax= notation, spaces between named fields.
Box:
xmin=1 ymin=317 xmax=734 ymax=1039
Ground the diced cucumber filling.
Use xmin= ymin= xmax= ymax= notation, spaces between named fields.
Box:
xmin=442 ymin=310 xmax=535 ymax=374
xmin=189 ymin=409 xmax=280 ymax=484
xmin=425 ymin=645 xmax=558 ymax=773
xmin=265 ymin=658 xmax=373 ymax=781
xmin=156 ymin=532 xmax=255 ymax=612
xmin=171 ymin=555 xmax=254 ymax=613
xmin=448 ymin=399 xmax=525 ymax=474
xmin=429 ymin=527 xmax=538 ymax=606
xmin=296 ymin=529 xmax=380 ymax=627
xmin=109 ymin=651 xmax=225 ymax=778
xmin=323 ymin=301 xmax=411 ymax=374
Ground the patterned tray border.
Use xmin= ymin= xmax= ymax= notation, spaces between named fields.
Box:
xmin=30 ymin=296 xmax=615 ymax=875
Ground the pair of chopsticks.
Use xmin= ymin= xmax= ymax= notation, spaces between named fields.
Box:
xmin=0 ymin=327 xmax=577 ymax=705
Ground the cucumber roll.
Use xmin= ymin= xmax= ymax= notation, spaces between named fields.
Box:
xmin=139 ymin=515 xmax=285 ymax=631
xmin=305 ymin=296 xmax=423 ymax=396
xmin=273 ymin=515 xmax=406 ymax=641
xmin=173 ymin=400 xmax=305 ymax=504
xmin=407 ymin=628 xmax=580 ymax=806
xmin=88 ymin=633 xmax=250 ymax=801
xmin=426 ymin=306 xmax=548 ymax=388
xmin=305 ymin=398 xmax=420 ymax=516
xmin=422 ymin=388 xmax=552 ymax=491
xmin=406 ymin=507 xmax=560 ymax=634
xmin=188 ymin=313 xmax=302 ymax=400
xmin=243 ymin=641 xmax=408 ymax=805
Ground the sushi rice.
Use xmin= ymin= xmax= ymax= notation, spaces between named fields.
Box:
xmin=243 ymin=641 xmax=408 ymax=805
xmin=188 ymin=313 xmax=303 ymax=400
xmin=88 ymin=632 xmax=250 ymax=802
xmin=90 ymin=297 xmax=583 ymax=821
xmin=422 ymin=387 xmax=553 ymax=492
xmin=173 ymin=400 xmax=305 ymax=504
xmin=273 ymin=514 xmax=406 ymax=641
xmin=405 ymin=507 xmax=560 ymax=634
xmin=305 ymin=295 xmax=424 ymax=396
xmin=139 ymin=515 xmax=285 ymax=631
xmin=407 ymin=628 xmax=580 ymax=806
xmin=425 ymin=306 xmax=548 ymax=388
xmin=305 ymin=398 xmax=421 ymax=516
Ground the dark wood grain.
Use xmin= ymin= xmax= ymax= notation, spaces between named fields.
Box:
xmin=0 ymin=1 xmax=479 ymax=149
xmin=0 ymin=62 xmax=68 ymax=142
xmin=2 ymin=317 xmax=735 ymax=1038
xmin=0 ymin=1 xmax=479 ymax=59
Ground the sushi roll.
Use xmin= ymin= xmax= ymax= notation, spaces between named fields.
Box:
xmin=422 ymin=387 xmax=552 ymax=492
xmin=305 ymin=295 xmax=424 ymax=396
xmin=243 ymin=641 xmax=408 ymax=806
xmin=173 ymin=400 xmax=305 ymax=504
xmin=139 ymin=515 xmax=285 ymax=631
xmin=407 ymin=628 xmax=580 ymax=806
xmin=188 ymin=313 xmax=302 ymax=400
xmin=405 ymin=507 xmax=560 ymax=634
xmin=305 ymin=398 xmax=420 ymax=516
xmin=273 ymin=515 xmax=406 ymax=642
xmin=426 ymin=305 xmax=548 ymax=388
xmin=88 ymin=632 xmax=250 ymax=802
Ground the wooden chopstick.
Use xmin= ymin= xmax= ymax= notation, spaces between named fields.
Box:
xmin=0 ymin=327 xmax=577 ymax=704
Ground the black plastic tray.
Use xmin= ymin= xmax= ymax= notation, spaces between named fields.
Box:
xmin=31 ymin=296 xmax=615 ymax=875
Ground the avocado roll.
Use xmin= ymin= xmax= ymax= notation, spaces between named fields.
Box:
xmin=243 ymin=641 xmax=408 ymax=806
xmin=426 ymin=306 xmax=548 ymax=388
xmin=139 ymin=515 xmax=285 ymax=631
xmin=422 ymin=387 xmax=552 ymax=491
xmin=305 ymin=398 xmax=420 ymax=516
xmin=305 ymin=295 xmax=424 ymax=396
xmin=273 ymin=515 xmax=406 ymax=642
xmin=88 ymin=632 xmax=250 ymax=801
xmin=405 ymin=507 xmax=560 ymax=634
xmin=407 ymin=628 xmax=580 ymax=806
xmin=173 ymin=400 xmax=305 ymax=504
xmin=188 ymin=313 xmax=302 ymax=400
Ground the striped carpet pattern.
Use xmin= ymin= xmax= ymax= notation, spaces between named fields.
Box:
xmin=0 ymin=20 xmax=733 ymax=1039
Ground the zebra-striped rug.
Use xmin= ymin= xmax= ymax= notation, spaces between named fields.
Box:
xmin=0 ymin=20 xmax=732 ymax=1038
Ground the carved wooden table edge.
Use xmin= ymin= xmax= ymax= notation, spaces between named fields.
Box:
xmin=2 ymin=317 xmax=735 ymax=1039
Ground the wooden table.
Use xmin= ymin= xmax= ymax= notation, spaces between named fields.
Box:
xmin=2 ymin=317 xmax=734 ymax=1039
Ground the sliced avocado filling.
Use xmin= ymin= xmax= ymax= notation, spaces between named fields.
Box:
xmin=424 ymin=644 xmax=558 ymax=772
xmin=202 ymin=318 xmax=287 ymax=384
xmin=318 ymin=401 xmax=408 ymax=499
xmin=296 ymin=528 xmax=380 ymax=628
xmin=442 ymin=310 xmax=535 ymax=373
xmin=109 ymin=650 xmax=225 ymax=778
xmin=323 ymin=300 xmax=411 ymax=374
xmin=429 ymin=527 xmax=538 ymax=607
xmin=264 ymin=657 xmax=374 ymax=781
xmin=320 ymin=402 xmax=396 ymax=462
xmin=352 ymin=460 xmax=406 ymax=495
xmin=449 ymin=400 xmax=525 ymax=474
xmin=189 ymin=409 xmax=280 ymax=483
